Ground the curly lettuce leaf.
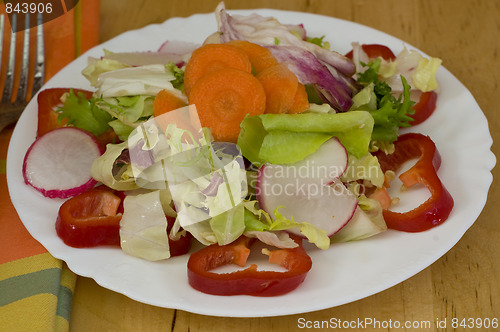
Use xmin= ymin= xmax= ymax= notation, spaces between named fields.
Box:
xmin=355 ymin=59 xmax=414 ymax=143
xmin=57 ymin=89 xmax=113 ymax=136
xmin=95 ymin=95 xmax=154 ymax=138
xmin=166 ymin=62 xmax=185 ymax=91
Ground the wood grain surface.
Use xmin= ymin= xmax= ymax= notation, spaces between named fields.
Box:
xmin=70 ymin=1 xmax=499 ymax=331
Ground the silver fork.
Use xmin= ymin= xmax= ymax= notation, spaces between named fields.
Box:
xmin=0 ymin=13 xmax=45 ymax=132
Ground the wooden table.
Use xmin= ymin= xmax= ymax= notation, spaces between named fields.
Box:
xmin=71 ymin=1 xmax=499 ymax=330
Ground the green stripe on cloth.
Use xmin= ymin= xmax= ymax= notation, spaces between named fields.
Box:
xmin=55 ymin=285 xmax=73 ymax=321
xmin=0 ymin=268 xmax=61 ymax=306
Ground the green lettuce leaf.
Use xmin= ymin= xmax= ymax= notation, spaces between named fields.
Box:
xmin=82 ymin=57 xmax=130 ymax=87
xmin=341 ymin=153 xmax=385 ymax=188
xmin=209 ymin=203 xmax=245 ymax=245
xmin=242 ymin=201 xmax=330 ymax=250
xmin=355 ymin=59 xmax=415 ymax=144
xmin=166 ymin=62 xmax=185 ymax=91
xmin=259 ymin=131 xmax=332 ymax=164
xmin=96 ymin=95 xmax=154 ymax=126
xmin=238 ymin=111 xmax=374 ymax=165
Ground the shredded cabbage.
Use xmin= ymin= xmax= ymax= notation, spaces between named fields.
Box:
xmin=120 ymin=190 xmax=170 ymax=261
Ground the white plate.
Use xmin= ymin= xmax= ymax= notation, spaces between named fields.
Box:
xmin=7 ymin=9 xmax=495 ymax=317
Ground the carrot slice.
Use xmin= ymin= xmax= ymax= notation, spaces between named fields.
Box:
xmin=288 ymin=83 xmax=310 ymax=114
xmin=153 ymin=90 xmax=190 ymax=137
xmin=226 ymin=40 xmax=278 ymax=74
xmin=153 ymin=89 xmax=187 ymax=117
xmin=184 ymin=44 xmax=252 ymax=96
xmin=188 ymin=68 xmax=266 ymax=143
xmin=256 ymin=64 xmax=298 ymax=114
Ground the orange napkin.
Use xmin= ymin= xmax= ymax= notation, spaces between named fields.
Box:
xmin=0 ymin=1 xmax=100 ymax=331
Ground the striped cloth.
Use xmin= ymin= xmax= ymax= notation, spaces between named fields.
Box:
xmin=0 ymin=127 xmax=76 ymax=331
xmin=0 ymin=1 xmax=100 ymax=330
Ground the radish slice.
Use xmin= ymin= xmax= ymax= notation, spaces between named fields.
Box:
xmin=23 ymin=127 xmax=104 ymax=199
xmin=256 ymin=138 xmax=357 ymax=236
xmin=285 ymin=137 xmax=348 ymax=185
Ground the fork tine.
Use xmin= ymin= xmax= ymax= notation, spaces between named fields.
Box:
xmin=32 ymin=13 xmax=45 ymax=96
xmin=2 ymin=13 xmax=16 ymax=103
xmin=16 ymin=14 xmax=31 ymax=103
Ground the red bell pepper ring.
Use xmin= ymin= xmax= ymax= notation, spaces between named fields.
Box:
xmin=374 ymin=133 xmax=454 ymax=232
xmin=56 ymin=187 xmax=122 ymax=248
xmin=410 ymin=91 xmax=438 ymax=125
xmin=187 ymin=235 xmax=312 ymax=296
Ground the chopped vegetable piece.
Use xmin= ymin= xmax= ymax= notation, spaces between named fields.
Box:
xmin=188 ymin=67 xmax=266 ymax=142
xmin=187 ymin=235 xmax=312 ymax=296
xmin=184 ymin=43 xmax=252 ymax=96
xmin=56 ymin=187 xmax=122 ymax=247
xmin=368 ymin=187 xmax=392 ymax=210
xmin=374 ymin=133 xmax=454 ymax=232
xmin=345 ymin=44 xmax=396 ymax=61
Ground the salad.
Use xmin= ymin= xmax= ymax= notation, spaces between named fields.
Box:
xmin=21 ymin=2 xmax=453 ymax=297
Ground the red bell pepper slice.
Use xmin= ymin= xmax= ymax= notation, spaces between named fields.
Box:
xmin=187 ymin=235 xmax=312 ymax=296
xmin=56 ymin=187 xmax=122 ymax=248
xmin=166 ymin=215 xmax=193 ymax=257
xmin=374 ymin=133 xmax=454 ymax=232
xmin=410 ymin=91 xmax=438 ymax=125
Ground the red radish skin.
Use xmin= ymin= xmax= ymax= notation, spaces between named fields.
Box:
xmin=23 ymin=127 xmax=104 ymax=199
